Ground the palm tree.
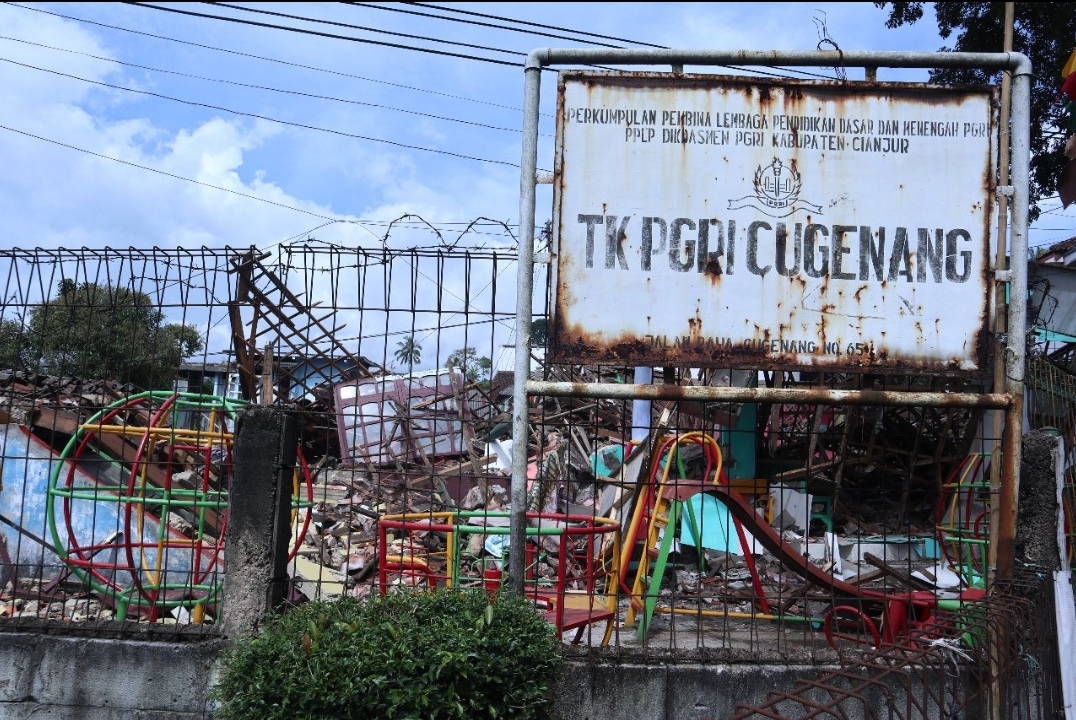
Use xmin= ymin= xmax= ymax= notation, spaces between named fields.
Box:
xmin=394 ymin=337 xmax=422 ymax=368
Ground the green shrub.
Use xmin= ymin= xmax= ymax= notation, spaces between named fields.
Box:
xmin=211 ymin=590 xmax=562 ymax=720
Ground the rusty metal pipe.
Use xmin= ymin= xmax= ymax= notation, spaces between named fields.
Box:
xmin=995 ymin=61 xmax=1032 ymax=583
xmin=526 ymin=380 xmax=1011 ymax=409
xmin=525 ymin=48 xmax=1030 ymax=74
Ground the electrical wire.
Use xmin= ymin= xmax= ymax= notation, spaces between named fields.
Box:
xmin=1 ymin=3 xmax=539 ymax=115
xmin=193 ymin=2 xmax=624 ymax=74
xmin=144 ymin=1 xmax=831 ymax=82
xmin=0 ymin=35 xmax=536 ymax=136
xmin=1040 ymin=205 xmax=1075 ymax=217
xmin=206 ymin=1 xmax=527 ymax=58
xmin=0 ymin=56 xmax=526 ymax=168
xmin=407 ymin=1 xmax=664 ymax=48
xmin=122 ymin=2 xmax=522 ymax=67
xmin=1 ymin=114 xmax=520 ymax=250
xmin=348 ymin=1 xmax=625 ymax=49
xmin=351 ymin=1 xmax=839 ymax=80
xmin=0 ymin=122 xmax=338 ymax=220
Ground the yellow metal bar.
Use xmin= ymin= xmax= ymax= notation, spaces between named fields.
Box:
xmin=655 ymin=605 xmax=819 ymax=624
xmin=79 ymin=423 xmax=234 ymax=442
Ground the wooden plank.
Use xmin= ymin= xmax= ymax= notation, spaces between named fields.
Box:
xmin=261 ymin=343 xmax=275 ymax=405
xmin=434 ymin=454 xmax=497 ymax=477
xmin=846 ymin=568 xmax=886 ymax=586
xmin=228 ymin=301 xmax=256 ymax=401
xmin=862 ymin=552 xmax=934 ymax=591
xmin=30 ymin=406 xmax=81 ymax=436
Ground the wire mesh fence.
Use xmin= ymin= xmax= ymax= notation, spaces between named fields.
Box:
xmin=0 ymin=244 xmax=522 ymax=631
xmin=0 ymin=244 xmax=1067 ymax=717
xmin=727 ymin=566 xmax=1062 ymax=720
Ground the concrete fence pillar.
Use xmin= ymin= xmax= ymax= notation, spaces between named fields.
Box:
xmin=221 ymin=406 xmax=295 ymax=635
xmin=1017 ymin=431 xmax=1061 ymax=568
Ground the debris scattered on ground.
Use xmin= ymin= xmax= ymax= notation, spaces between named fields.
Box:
xmin=0 ymin=364 xmax=992 ymax=636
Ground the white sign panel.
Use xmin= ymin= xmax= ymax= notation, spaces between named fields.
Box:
xmin=551 ymin=73 xmax=996 ymax=371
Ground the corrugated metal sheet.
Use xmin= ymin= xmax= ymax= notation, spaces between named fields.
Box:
xmin=550 ymin=72 xmax=997 ymax=371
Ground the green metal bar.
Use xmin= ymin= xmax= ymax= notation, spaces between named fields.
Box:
xmin=638 ymin=500 xmax=680 ymax=642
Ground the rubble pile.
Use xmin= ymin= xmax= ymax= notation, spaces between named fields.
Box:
xmin=0 ymin=363 xmax=987 ymax=637
xmin=0 ymin=370 xmax=140 ymax=427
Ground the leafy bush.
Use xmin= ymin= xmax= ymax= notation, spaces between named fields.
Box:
xmin=212 ymin=590 xmax=562 ymax=720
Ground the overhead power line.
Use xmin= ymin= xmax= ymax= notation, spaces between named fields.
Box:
xmin=123 ymin=2 xmax=522 ymax=67
xmin=405 ymin=1 xmax=662 ymax=48
xmin=0 ymin=123 xmax=338 ymax=220
xmin=346 ymin=1 xmax=626 ymax=48
xmin=195 ymin=2 xmax=626 ymax=73
xmin=2 ymin=2 xmax=538 ymax=115
xmin=141 ymin=1 xmax=825 ymax=82
xmin=206 ymin=2 xmax=526 ymax=58
xmin=0 ymin=56 xmax=526 ymax=168
xmin=0 ymin=35 xmax=535 ymax=135
xmin=350 ymin=1 xmax=836 ymax=81
xmin=0 ymin=122 xmax=526 ymax=243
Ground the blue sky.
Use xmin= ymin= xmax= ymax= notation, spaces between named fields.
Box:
xmin=0 ymin=2 xmax=1070 ymax=367
xmin=2 ymin=2 xmax=1069 ymax=249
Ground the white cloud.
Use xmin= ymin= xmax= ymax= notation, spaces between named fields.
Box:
xmin=0 ymin=3 xmax=516 ymax=260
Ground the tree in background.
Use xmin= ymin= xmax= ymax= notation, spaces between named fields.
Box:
xmin=393 ymin=336 xmax=422 ymax=368
xmin=446 ymin=346 xmax=491 ymax=384
xmin=26 ymin=281 xmax=203 ymax=389
xmin=875 ymin=2 xmax=1076 ymax=220
xmin=530 ymin=318 xmax=548 ymax=348
xmin=0 ymin=317 xmax=28 ymax=371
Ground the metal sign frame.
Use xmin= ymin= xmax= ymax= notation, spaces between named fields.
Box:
xmin=510 ymin=49 xmax=1031 ymax=594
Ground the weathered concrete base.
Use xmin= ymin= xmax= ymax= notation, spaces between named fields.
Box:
xmin=554 ymin=660 xmax=834 ymax=720
xmin=0 ymin=633 xmax=837 ymax=720
xmin=1017 ymin=431 xmax=1062 ymax=568
xmin=0 ymin=633 xmax=223 ymax=720
xmin=554 ymin=657 xmax=985 ymax=720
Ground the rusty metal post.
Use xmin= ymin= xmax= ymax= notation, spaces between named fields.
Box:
xmin=988 ymin=0 xmax=1016 ymax=588
xmin=509 ymin=59 xmax=543 ymax=595
xmin=988 ymin=14 xmax=1019 ymax=720
xmin=996 ymin=51 xmax=1032 ymax=582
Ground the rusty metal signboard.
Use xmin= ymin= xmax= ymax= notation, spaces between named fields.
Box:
xmin=551 ymin=73 xmax=996 ymax=371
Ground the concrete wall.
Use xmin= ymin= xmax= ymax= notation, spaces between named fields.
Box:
xmin=0 ymin=632 xmax=223 ymax=720
xmin=0 ymin=633 xmax=837 ymax=720
xmin=555 ymin=661 xmax=835 ymax=720
xmin=0 ymin=636 xmax=951 ymax=720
